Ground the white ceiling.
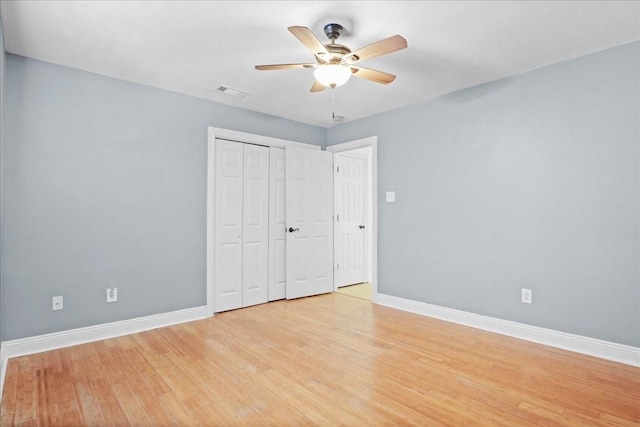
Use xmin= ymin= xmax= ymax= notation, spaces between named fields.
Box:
xmin=2 ymin=1 xmax=639 ymax=128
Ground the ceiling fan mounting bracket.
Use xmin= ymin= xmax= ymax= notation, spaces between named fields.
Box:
xmin=323 ymin=23 xmax=344 ymax=42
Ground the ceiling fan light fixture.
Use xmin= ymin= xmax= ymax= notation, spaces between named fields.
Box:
xmin=313 ymin=64 xmax=351 ymax=88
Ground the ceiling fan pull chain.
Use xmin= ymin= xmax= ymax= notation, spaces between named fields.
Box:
xmin=331 ymin=89 xmax=344 ymax=122
xmin=332 ymin=88 xmax=335 ymax=119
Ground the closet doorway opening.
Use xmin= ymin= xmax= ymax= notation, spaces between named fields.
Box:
xmin=327 ymin=137 xmax=378 ymax=302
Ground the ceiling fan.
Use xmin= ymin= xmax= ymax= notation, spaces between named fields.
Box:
xmin=255 ymin=23 xmax=408 ymax=92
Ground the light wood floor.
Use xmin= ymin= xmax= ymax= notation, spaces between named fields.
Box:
xmin=2 ymin=293 xmax=639 ymax=426
xmin=336 ymin=282 xmax=373 ymax=301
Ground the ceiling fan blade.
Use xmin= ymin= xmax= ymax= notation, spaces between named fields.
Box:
xmin=288 ymin=26 xmax=330 ymax=58
xmin=350 ymin=66 xmax=397 ymax=84
xmin=344 ymin=35 xmax=407 ymax=64
xmin=310 ymin=80 xmax=326 ymax=92
xmin=255 ymin=63 xmax=317 ymax=71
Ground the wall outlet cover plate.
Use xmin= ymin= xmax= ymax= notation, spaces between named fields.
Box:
xmin=107 ymin=287 xmax=118 ymax=303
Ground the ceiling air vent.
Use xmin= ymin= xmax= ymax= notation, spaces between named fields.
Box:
xmin=216 ymin=85 xmax=250 ymax=99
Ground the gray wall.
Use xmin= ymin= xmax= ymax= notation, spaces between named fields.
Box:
xmin=327 ymin=42 xmax=640 ymax=347
xmin=2 ymin=40 xmax=639 ymax=348
xmin=2 ymin=55 xmax=323 ymax=340
xmin=0 ymin=13 xmax=5 ymax=344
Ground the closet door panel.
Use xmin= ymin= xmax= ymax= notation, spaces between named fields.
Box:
xmin=242 ymin=144 xmax=270 ymax=307
xmin=214 ymin=139 xmax=244 ymax=312
xmin=269 ymin=148 xmax=286 ymax=301
xmin=285 ymin=147 xmax=334 ymax=299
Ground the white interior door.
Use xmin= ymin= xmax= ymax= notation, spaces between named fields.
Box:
xmin=268 ymin=147 xmax=286 ymax=301
xmin=241 ymin=143 xmax=269 ymax=307
xmin=285 ymin=147 xmax=333 ymax=299
xmin=334 ymin=153 xmax=366 ymax=287
xmin=214 ymin=139 xmax=244 ymax=312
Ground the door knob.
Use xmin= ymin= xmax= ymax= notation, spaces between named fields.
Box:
xmin=288 ymin=227 xmax=300 ymax=233
xmin=359 ymin=225 xmax=365 ymax=229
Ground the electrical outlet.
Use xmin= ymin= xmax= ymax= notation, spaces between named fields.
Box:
xmin=52 ymin=296 xmax=63 ymax=311
xmin=521 ymin=288 xmax=532 ymax=304
xmin=107 ymin=286 xmax=118 ymax=303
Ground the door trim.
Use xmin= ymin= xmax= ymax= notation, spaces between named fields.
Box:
xmin=207 ymin=127 xmax=321 ymax=316
xmin=326 ymin=136 xmax=378 ymax=298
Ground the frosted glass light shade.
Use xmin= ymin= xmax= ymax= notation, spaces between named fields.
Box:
xmin=313 ymin=64 xmax=351 ymax=88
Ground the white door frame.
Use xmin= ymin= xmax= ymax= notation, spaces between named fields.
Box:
xmin=326 ymin=136 xmax=378 ymax=299
xmin=206 ymin=127 xmax=320 ymax=316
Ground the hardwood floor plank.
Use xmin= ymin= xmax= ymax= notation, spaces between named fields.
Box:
xmin=1 ymin=293 xmax=639 ymax=426
xmin=73 ymin=379 xmax=107 ymax=426
xmin=0 ymin=368 xmax=17 ymax=425
xmin=13 ymin=359 xmax=37 ymax=425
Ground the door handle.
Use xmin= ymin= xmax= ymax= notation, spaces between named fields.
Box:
xmin=288 ymin=227 xmax=300 ymax=233
xmin=359 ymin=225 xmax=365 ymax=229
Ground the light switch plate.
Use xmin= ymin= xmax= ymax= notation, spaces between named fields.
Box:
xmin=386 ymin=191 xmax=396 ymax=203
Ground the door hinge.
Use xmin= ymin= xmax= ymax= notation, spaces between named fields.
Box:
xmin=336 ymin=166 xmax=340 ymax=173
xmin=336 ymin=263 xmax=339 ymax=270
xmin=336 ymin=214 xmax=339 ymax=221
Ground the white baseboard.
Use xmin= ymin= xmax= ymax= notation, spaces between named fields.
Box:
xmin=0 ymin=305 xmax=209 ymax=398
xmin=374 ymin=293 xmax=640 ymax=367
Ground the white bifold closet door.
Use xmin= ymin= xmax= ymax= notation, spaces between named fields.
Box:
xmin=214 ymin=139 xmax=269 ymax=312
